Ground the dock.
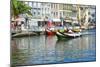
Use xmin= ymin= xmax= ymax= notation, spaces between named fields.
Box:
xmin=12 ymin=32 xmax=38 ymax=38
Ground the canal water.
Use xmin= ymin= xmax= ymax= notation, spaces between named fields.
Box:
xmin=11 ymin=29 xmax=96 ymax=66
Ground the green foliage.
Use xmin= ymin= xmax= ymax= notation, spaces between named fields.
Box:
xmin=11 ymin=0 xmax=32 ymax=18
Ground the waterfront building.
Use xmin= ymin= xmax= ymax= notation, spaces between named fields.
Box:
xmin=41 ymin=2 xmax=51 ymax=19
xmin=21 ymin=1 xmax=96 ymax=29
xmin=89 ymin=6 xmax=96 ymax=23
xmin=24 ymin=1 xmax=78 ymax=20
xmin=59 ymin=4 xmax=77 ymax=20
xmin=24 ymin=1 xmax=42 ymax=19
xmin=51 ymin=3 xmax=59 ymax=19
xmin=24 ymin=1 xmax=51 ymax=19
xmin=76 ymin=5 xmax=96 ymax=29
xmin=58 ymin=4 xmax=64 ymax=18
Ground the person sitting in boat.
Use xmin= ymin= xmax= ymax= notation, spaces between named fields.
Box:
xmin=68 ymin=29 xmax=73 ymax=33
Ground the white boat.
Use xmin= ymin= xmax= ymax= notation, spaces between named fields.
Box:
xmin=63 ymin=32 xmax=82 ymax=37
xmin=56 ymin=30 xmax=82 ymax=39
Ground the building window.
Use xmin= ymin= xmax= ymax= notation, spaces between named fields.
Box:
xmin=48 ymin=8 xmax=49 ymax=10
xmin=37 ymin=2 xmax=41 ymax=7
xmin=33 ymin=2 xmax=37 ymax=7
xmin=51 ymin=12 xmax=53 ymax=14
xmin=54 ymin=12 xmax=55 ymax=16
xmin=45 ymin=8 xmax=46 ymax=11
xmin=63 ymin=12 xmax=64 ymax=15
xmin=51 ymin=4 xmax=53 ymax=8
xmin=33 ymin=8 xmax=37 ymax=10
xmin=34 ymin=12 xmax=36 ymax=15
xmin=60 ymin=12 xmax=62 ymax=16
xmin=38 ymin=12 xmax=40 ymax=15
xmin=54 ymin=4 xmax=55 ymax=8
xmin=56 ymin=12 xmax=58 ymax=16
xmin=56 ymin=4 xmax=58 ymax=9
xmin=36 ymin=2 xmax=38 ymax=7
xmin=28 ymin=2 xmax=32 ymax=7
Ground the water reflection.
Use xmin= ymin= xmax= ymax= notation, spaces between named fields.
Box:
xmin=11 ymin=31 xmax=96 ymax=66
xmin=55 ymin=35 xmax=96 ymax=63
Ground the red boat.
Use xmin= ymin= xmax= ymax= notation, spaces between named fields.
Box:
xmin=46 ymin=20 xmax=55 ymax=35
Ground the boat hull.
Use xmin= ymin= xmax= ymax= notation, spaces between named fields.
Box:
xmin=56 ymin=32 xmax=81 ymax=39
xmin=46 ymin=29 xmax=56 ymax=35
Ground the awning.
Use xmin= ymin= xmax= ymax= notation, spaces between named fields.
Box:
xmin=31 ymin=19 xmax=44 ymax=21
xmin=16 ymin=18 xmax=25 ymax=21
xmin=52 ymin=19 xmax=61 ymax=22
xmin=64 ymin=20 xmax=72 ymax=22
xmin=11 ymin=18 xmax=25 ymax=22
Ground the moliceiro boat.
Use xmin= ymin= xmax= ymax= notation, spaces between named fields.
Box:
xmin=56 ymin=30 xmax=82 ymax=39
xmin=45 ymin=28 xmax=55 ymax=35
xmin=63 ymin=32 xmax=82 ymax=37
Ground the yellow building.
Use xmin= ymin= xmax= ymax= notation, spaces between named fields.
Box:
xmin=59 ymin=4 xmax=77 ymax=20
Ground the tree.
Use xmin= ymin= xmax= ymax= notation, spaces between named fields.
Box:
xmin=11 ymin=0 xmax=32 ymax=19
